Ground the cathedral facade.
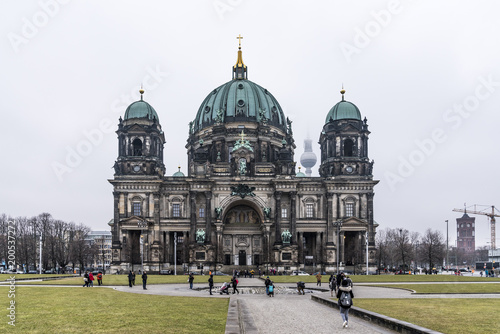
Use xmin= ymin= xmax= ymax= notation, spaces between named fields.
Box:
xmin=109 ymin=42 xmax=379 ymax=274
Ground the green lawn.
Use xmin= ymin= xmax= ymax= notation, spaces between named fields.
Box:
xmin=355 ymin=298 xmax=500 ymax=334
xmin=370 ymin=283 xmax=500 ymax=294
xmin=0 ymin=286 xmax=228 ymax=333
xmin=0 ymin=274 xmax=73 ymax=281
xmin=265 ymin=274 xmax=500 ymax=284
xmin=16 ymin=274 xmax=231 ymax=286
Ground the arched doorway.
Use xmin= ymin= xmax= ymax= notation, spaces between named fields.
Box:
xmin=222 ymin=203 xmax=263 ymax=267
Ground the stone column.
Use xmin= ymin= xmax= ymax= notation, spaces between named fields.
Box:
xmin=124 ymin=192 xmax=129 ymax=218
xmin=184 ymin=231 xmax=190 ymax=263
xmin=326 ymin=193 xmax=334 ymax=244
xmin=298 ymin=232 xmax=303 ymax=265
xmin=164 ymin=232 xmax=170 ymax=264
xmin=205 ymin=191 xmax=212 ymax=243
xmin=146 ymin=193 xmax=150 ymax=217
xmin=290 ymin=192 xmax=297 ymax=244
xmin=112 ymin=192 xmax=121 ymax=249
xmin=315 ymin=232 xmax=322 ymax=265
xmin=153 ymin=192 xmax=160 ymax=244
xmin=189 ymin=191 xmax=196 ymax=243
xmin=274 ymin=191 xmax=282 ymax=244
xmin=367 ymin=193 xmax=374 ymax=245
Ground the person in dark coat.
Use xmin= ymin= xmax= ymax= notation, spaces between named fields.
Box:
xmin=188 ymin=273 xmax=194 ymax=289
xmin=128 ymin=270 xmax=134 ymax=287
xmin=337 ymin=277 xmax=354 ymax=328
xmin=231 ymin=276 xmax=239 ymax=294
xmin=264 ymin=276 xmax=271 ymax=295
xmin=142 ymin=271 xmax=148 ymax=290
xmin=208 ymin=274 xmax=214 ymax=295
xmin=132 ymin=271 xmax=136 ymax=285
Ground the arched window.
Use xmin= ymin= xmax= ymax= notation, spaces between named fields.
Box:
xmin=343 ymin=196 xmax=356 ymax=217
xmin=133 ymin=138 xmax=143 ymax=156
xmin=343 ymin=139 xmax=354 ymax=157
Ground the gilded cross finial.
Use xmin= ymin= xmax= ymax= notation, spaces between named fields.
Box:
xmin=240 ymin=130 xmax=246 ymax=142
xmin=340 ymin=83 xmax=345 ymax=101
xmin=237 ymin=34 xmax=243 ymax=49
xmin=139 ymin=83 xmax=144 ymax=100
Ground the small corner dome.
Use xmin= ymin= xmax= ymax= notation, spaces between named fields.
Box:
xmin=325 ymin=100 xmax=361 ymax=123
xmin=295 ymin=167 xmax=306 ymax=177
xmin=124 ymin=100 xmax=159 ymax=121
xmin=173 ymin=167 xmax=185 ymax=177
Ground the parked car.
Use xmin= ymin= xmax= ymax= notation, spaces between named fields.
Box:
xmin=214 ymin=271 xmax=229 ymax=276
xmin=291 ymin=270 xmax=309 ymax=276
xmin=28 ymin=270 xmax=38 ymax=274
xmin=159 ymin=269 xmax=172 ymax=275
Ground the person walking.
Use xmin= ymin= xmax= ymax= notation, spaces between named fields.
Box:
xmin=329 ymin=273 xmax=336 ymax=297
xmin=208 ymin=274 xmax=214 ymax=295
xmin=316 ymin=272 xmax=322 ymax=286
xmin=142 ymin=271 xmax=148 ymax=290
xmin=264 ymin=276 xmax=271 ymax=295
xmin=335 ymin=272 xmax=344 ymax=292
xmin=188 ymin=273 xmax=194 ymax=289
xmin=132 ymin=271 xmax=136 ymax=286
xmin=231 ymin=276 xmax=239 ymax=294
xmin=83 ymin=271 xmax=89 ymax=287
xmin=97 ymin=272 xmax=103 ymax=286
xmin=337 ymin=276 xmax=354 ymax=328
xmin=128 ymin=270 xmax=134 ymax=288
xmin=88 ymin=272 xmax=95 ymax=287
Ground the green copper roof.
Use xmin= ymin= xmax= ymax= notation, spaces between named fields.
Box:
xmin=296 ymin=171 xmax=306 ymax=177
xmin=325 ymin=100 xmax=361 ymax=123
xmin=173 ymin=170 xmax=185 ymax=177
xmin=124 ymin=100 xmax=159 ymax=121
xmin=193 ymin=79 xmax=287 ymax=133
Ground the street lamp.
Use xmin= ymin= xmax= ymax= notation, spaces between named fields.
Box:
xmin=138 ymin=220 xmax=148 ymax=273
xmin=446 ymin=220 xmax=449 ymax=271
xmin=334 ymin=220 xmax=343 ymax=274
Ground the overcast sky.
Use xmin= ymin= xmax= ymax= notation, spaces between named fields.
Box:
xmin=2 ymin=0 xmax=499 ymax=248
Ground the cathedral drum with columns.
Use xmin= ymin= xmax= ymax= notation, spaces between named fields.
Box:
xmin=109 ymin=38 xmax=379 ymax=274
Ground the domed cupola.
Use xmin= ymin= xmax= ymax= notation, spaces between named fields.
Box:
xmin=113 ymin=88 xmax=165 ymax=178
xmin=186 ymin=36 xmax=296 ymax=178
xmin=319 ymin=88 xmax=373 ymax=178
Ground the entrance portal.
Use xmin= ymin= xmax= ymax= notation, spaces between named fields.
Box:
xmin=239 ymin=250 xmax=247 ymax=266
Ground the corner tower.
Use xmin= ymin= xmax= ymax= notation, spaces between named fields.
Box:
xmin=319 ymin=88 xmax=373 ymax=178
xmin=113 ymin=89 xmax=165 ymax=177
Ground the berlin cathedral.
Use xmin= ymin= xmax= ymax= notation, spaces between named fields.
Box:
xmin=109 ymin=37 xmax=379 ymax=274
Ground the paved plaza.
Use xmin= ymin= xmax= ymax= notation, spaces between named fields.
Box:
xmin=8 ymin=276 xmax=500 ymax=333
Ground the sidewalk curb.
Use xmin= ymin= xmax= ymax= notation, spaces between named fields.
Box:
xmin=311 ymin=294 xmax=443 ymax=334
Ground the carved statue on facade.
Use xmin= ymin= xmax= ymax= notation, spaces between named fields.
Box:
xmin=281 ymin=229 xmax=292 ymax=244
xmin=239 ymin=158 xmax=247 ymax=175
xmin=196 ymin=229 xmax=205 ymax=244
xmin=215 ymin=207 xmax=222 ymax=220
xmin=263 ymin=207 xmax=271 ymax=219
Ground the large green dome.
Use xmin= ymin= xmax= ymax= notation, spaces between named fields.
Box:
xmin=193 ymin=79 xmax=287 ymax=133
xmin=124 ymin=100 xmax=159 ymax=121
xmin=325 ymin=99 xmax=361 ymax=123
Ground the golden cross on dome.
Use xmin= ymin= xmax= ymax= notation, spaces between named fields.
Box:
xmin=236 ymin=34 xmax=243 ymax=49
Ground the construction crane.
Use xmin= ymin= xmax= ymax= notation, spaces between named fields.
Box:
xmin=452 ymin=205 xmax=500 ymax=249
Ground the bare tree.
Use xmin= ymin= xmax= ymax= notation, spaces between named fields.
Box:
xmin=421 ymin=228 xmax=445 ymax=270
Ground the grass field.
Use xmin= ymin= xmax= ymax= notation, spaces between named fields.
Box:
xmin=355 ymin=298 xmax=500 ymax=334
xmin=264 ymin=274 xmax=500 ymax=284
xmin=369 ymin=283 xmax=500 ymax=294
xmin=0 ymin=286 xmax=228 ymax=333
xmin=0 ymin=274 xmax=73 ymax=281
xmin=16 ymin=274 xmax=234 ymax=286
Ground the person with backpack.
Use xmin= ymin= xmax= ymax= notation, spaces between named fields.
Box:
xmin=337 ymin=277 xmax=354 ymax=328
xmin=268 ymin=281 xmax=275 ymax=297
xmin=264 ymin=276 xmax=271 ymax=295
xmin=231 ymin=276 xmax=239 ymax=294
xmin=329 ymin=273 xmax=336 ymax=297
xmin=97 ymin=272 xmax=103 ymax=286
